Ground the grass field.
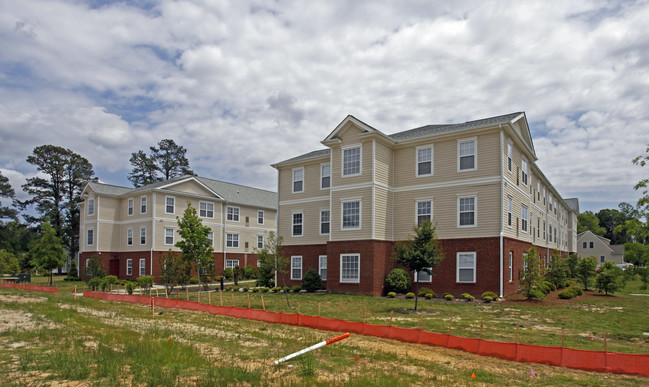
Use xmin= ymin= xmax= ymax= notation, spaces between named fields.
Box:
xmin=1 ymin=276 xmax=647 ymax=385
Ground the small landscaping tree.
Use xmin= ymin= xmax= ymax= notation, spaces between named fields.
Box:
xmin=385 ymin=268 xmax=411 ymax=294
xmin=302 ymin=269 xmax=322 ymax=292
xmin=30 ymin=222 xmax=67 ymax=286
xmin=545 ymin=249 xmax=569 ymax=288
xmin=85 ymin=255 xmax=106 ymax=279
xmin=160 ymin=250 xmax=188 ymax=294
xmin=393 ymin=220 xmax=444 ymax=310
xmin=175 ymin=202 xmax=214 ymax=290
xmin=254 ymin=231 xmax=290 ymax=307
xmin=576 ymin=256 xmax=597 ymax=290
xmin=595 ymin=261 xmax=626 ymax=295
xmin=638 ymin=267 xmax=649 ymax=290
xmin=521 ymin=247 xmax=543 ymax=299
xmin=566 ymin=253 xmax=579 ymax=278
xmin=0 ymin=249 xmax=20 ymax=275
xmin=67 ymin=259 xmax=79 ymax=278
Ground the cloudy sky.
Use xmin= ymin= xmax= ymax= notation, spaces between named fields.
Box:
xmin=1 ymin=0 xmax=648 ymax=214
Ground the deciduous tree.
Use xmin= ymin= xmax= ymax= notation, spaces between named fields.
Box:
xmin=521 ymin=246 xmax=543 ymax=299
xmin=393 ymin=220 xmax=444 ymax=310
xmin=254 ymin=231 xmax=290 ymax=306
xmin=577 ymin=211 xmax=605 ymax=236
xmin=576 ymin=256 xmax=597 ymax=291
xmin=623 ymin=242 xmax=649 ymax=266
xmin=30 ymin=222 xmax=67 ymax=286
xmin=595 ymin=261 xmax=626 ymax=295
xmin=0 ymin=249 xmax=20 ymax=275
xmin=175 ymin=202 xmax=214 ymax=290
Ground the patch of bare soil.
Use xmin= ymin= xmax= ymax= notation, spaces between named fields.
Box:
xmin=500 ymin=288 xmax=621 ymax=306
xmin=0 ymin=294 xmax=47 ymax=304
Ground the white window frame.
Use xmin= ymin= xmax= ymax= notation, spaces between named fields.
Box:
xmin=457 ymin=195 xmax=477 ymax=228
xmin=126 ymin=259 xmax=132 ymax=276
xmin=127 ymin=228 xmax=133 ymax=246
xmin=292 ymin=211 xmax=303 ymax=237
xmin=140 ymin=227 xmax=146 ymax=245
xmin=257 ymin=210 xmax=264 ymax=225
xmin=457 ymin=252 xmax=476 ymax=283
xmin=319 ymin=255 xmax=327 ymax=280
xmin=415 ymin=200 xmax=433 ymax=225
xmin=507 ymin=196 xmax=512 ymax=227
xmin=87 ymin=198 xmax=95 ymax=216
xmin=457 ymin=138 xmax=477 ymax=172
xmin=509 ymin=251 xmax=513 ymax=282
xmin=292 ymin=167 xmax=304 ymax=193
xmin=320 ymin=209 xmax=330 ymax=235
xmin=139 ymin=258 xmax=146 ymax=276
xmin=140 ymin=195 xmax=147 ymax=214
xmin=165 ymin=196 xmax=175 ymax=214
xmin=164 ymin=227 xmax=174 ymax=245
xmin=321 ymin=163 xmax=331 ymax=189
xmin=208 ymin=231 xmax=214 ymax=247
xmin=521 ymin=157 xmax=528 ymax=186
xmin=415 ymin=268 xmax=432 ymax=283
xmin=226 ymin=233 xmax=239 ymax=248
xmin=226 ymin=259 xmax=240 ymax=269
xmin=340 ymin=253 xmax=360 ymax=283
xmin=291 ymin=256 xmax=302 ymax=280
xmin=127 ymin=198 xmax=134 ymax=216
xmin=226 ymin=206 xmax=240 ymax=222
xmin=341 ymin=199 xmax=361 ymax=230
xmin=199 ymin=201 xmax=214 ymax=218
xmin=507 ymin=142 xmax=512 ymax=172
xmin=521 ymin=205 xmax=528 ymax=232
xmin=342 ymin=145 xmax=362 ymax=177
xmin=416 ymin=145 xmax=434 ymax=177
xmin=87 ymin=228 xmax=94 ymax=246
xmin=257 ymin=234 xmax=263 ymax=249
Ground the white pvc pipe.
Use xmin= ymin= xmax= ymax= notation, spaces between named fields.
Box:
xmin=274 ymin=332 xmax=350 ymax=365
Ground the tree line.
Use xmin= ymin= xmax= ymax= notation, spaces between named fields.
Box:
xmin=0 ymin=139 xmax=193 ymax=276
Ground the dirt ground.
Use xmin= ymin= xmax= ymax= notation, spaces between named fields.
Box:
xmin=500 ymin=289 xmax=619 ymax=306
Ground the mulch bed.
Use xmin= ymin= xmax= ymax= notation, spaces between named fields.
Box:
xmin=500 ymin=288 xmax=620 ymax=306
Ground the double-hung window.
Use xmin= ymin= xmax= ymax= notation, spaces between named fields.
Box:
xmin=140 ymin=227 xmax=146 ymax=245
xmin=87 ymin=229 xmax=94 ymax=246
xmin=166 ymin=196 xmax=175 ymax=214
xmin=226 ymin=259 xmax=239 ymax=269
xmin=292 ymin=212 xmax=303 ymax=236
xmin=521 ymin=205 xmax=528 ymax=232
xmin=319 ymin=255 xmax=327 ymax=280
xmin=457 ymin=252 xmax=476 ymax=283
xmin=507 ymin=142 xmax=512 ymax=172
xmin=320 ymin=210 xmax=330 ymax=235
xmin=127 ymin=198 xmax=134 ymax=216
xmin=340 ymin=254 xmax=360 ymax=283
xmin=549 ymin=225 xmax=553 ymax=242
xmin=257 ymin=210 xmax=264 ymax=224
xmin=291 ymin=256 xmax=302 ymax=280
xmin=257 ymin=235 xmax=263 ymax=249
xmin=342 ymin=200 xmax=361 ymax=229
xmin=227 ymin=206 xmax=239 ymax=221
xmin=458 ymin=139 xmax=476 ymax=171
xmin=127 ymin=229 xmax=133 ymax=246
xmin=342 ymin=146 xmax=361 ymax=176
xmin=140 ymin=196 xmax=147 ymax=214
xmin=139 ymin=258 xmax=146 ymax=276
xmin=321 ymin=163 xmax=330 ymax=189
xmin=458 ymin=196 xmax=476 ymax=227
xmin=416 ymin=146 xmax=433 ymax=176
xmin=164 ymin=227 xmax=174 ymax=245
xmin=126 ymin=259 xmax=132 ymax=276
xmin=208 ymin=231 xmax=214 ymax=247
xmin=293 ymin=168 xmax=304 ymax=193
xmin=507 ymin=197 xmax=512 ymax=227
xmin=583 ymin=241 xmax=587 ymax=248
xmin=509 ymin=251 xmax=513 ymax=281
xmin=416 ymin=200 xmax=432 ymax=225
xmin=226 ymin=233 xmax=239 ymax=248
xmin=521 ymin=158 xmax=528 ymax=185
xmin=415 ymin=268 xmax=432 ymax=282
xmin=87 ymin=199 xmax=95 ymax=216
xmin=199 ymin=202 xmax=214 ymax=218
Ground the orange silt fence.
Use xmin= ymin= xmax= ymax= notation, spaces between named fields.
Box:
xmin=0 ymin=283 xmax=58 ymax=293
xmin=81 ymin=290 xmax=649 ymax=377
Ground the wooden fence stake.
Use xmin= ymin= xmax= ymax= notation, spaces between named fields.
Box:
xmin=110 ymin=284 xmax=113 ymax=293
xmin=261 ymin=295 xmax=266 ymax=311
xmin=480 ymin=319 xmax=483 ymax=339
xmin=220 ymin=291 xmax=223 ymax=306
xmin=208 ymin=291 xmax=211 ymax=305
xmin=419 ymin=313 xmax=424 ymax=329
xmin=318 ymin=302 xmax=321 ymax=317
xmin=389 ymin=310 xmax=394 ymax=327
xmin=248 ymin=293 xmax=251 ymax=309
xmin=165 ymin=288 xmax=168 ymax=298
xmin=186 ymin=287 xmax=189 ymax=301
xmin=198 ymin=291 xmax=201 ymax=303
xmin=149 ymin=287 xmax=152 ymax=297
xmin=516 ymin=324 xmax=519 ymax=344
xmin=156 ymin=288 xmax=159 ymax=297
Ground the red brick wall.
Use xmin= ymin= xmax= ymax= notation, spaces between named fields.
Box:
xmin=281 ymin=244 xmax=328 ymax=287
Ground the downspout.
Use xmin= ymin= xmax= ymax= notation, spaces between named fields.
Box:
xmin=150 ymin=248 xmax=153 ymax=276
xmin=223 ymin=201 xmax=228 ymax=270
xmin=499 ymin=126 xmax=504 ymax=299
xmin=151 ymin=192 xmax=156 ymax=276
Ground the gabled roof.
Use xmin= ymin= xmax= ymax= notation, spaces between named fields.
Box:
xmin=322 ymin=115 xmax=385 ymax=143
xmin=577 ymin=230 xmax=613 ymax=251
xmin=84 ymin=176 xmax=277 ymax=210
xmin=565 ymin=198 xmax=579 ymax=213
xmin=610 ymin=245 xmax=625 ymax=255
xmin=271 ymin=149 xmax=331 ymax=168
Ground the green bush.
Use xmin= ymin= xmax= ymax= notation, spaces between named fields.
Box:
xmin=558 ymin=287 xmax=579 ymax=299
xmin=283 ymin=286 xmax=290 ymax=292
xmin=243 ymin=287 xmax=249 ymax=292
xmin=100 ymin=275 xmax=118 ymax=291
xmin=418 ymin=288 xmax=436 ymax=298
xmin=543 ymin=280 xmax=557 ymax=292
xmin=126 ymin=282 xmax=134 ymax=295
xmin=291 ymin=285 xmax=302 ymax=293
xmin=574 ymin=286 xmax=583 ymax=296
xmin=301 ymin=269 xmax=323 ymax=292
xmin=87 ymin=277 xmax=101 ymax=291
xmin=527 ymin=288 xmax=546 ymax=299
xmin=205 ymin=276 xmax=212 ymax=283
xmin=387 ymin=292 xmax=397 ymax=298
xmin=226 ymin=285 xmax=239 ymax=292
xmin=244 ymin=265 xmax=256 ymax=279
xmin=462 ymin=293 xmax=475 ymax=301
xmin=271 ymin=286 xmax=282 ymax=292
xmin=251 ymin=287 xmax=259 ymax=293
xmin=444 ymin=293 xmax=454 ymax=301
xmin=136 ymin=275 xmax=154 ymax=290
xmin=189 ymin=276 xmax=199 ymax=285
xmin=481 ymin=291 xmax=498 ymax=302
xmin=405 ymin=292 xmax=415 ymax=299
xmin=425 ymin=293 xmax=433 ymax=299
xmin=223 ymin=268 xmax=234 ymax=281
xmin=538 ymin=281 xmax=550 ymax=295
xmin=385 ymin=268 xmax=411 ymax=294
xmin=261 ymin=287 xmax=270 ymax=293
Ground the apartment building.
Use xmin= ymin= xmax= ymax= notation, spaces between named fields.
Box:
xmin=272 ymin=113 xmax=578 ymax=297
xmin=79 ymin=175 xmax=277 ymax=280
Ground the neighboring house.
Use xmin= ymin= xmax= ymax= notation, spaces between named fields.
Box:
xmin=577 ymin=230 xmax=626 ymax=265
xmin=272 ymin=112 xmax=579 ymax=298
xmin=79 ymin=175 xmax=277 ymax=280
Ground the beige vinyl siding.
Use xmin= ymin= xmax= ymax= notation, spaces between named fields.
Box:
xmin=330 ymin=186 xmax=372 ymax=241
xmin=502 ymin=183 xmax=533 ymax=243
xmin=119 ymin=222 xmax=151 ymax=250
xmin=374 ymin=141 xmax=392 ymax=187
xmin=394 ymin=182 xmax=501 ymax=240
xmin=277 ymin=157 xmax=330 ymax=200
xmin=98 ymin=196 xmax=120 ymax=221
xmin=374 ymin=187 xmax=391 ymax=240
xmin=167 ymin=181 xmax=215 ymax=196
xmin=224 ymin=227 xmax=270 ymax=253
xmin=330 ymin=143 xmax=373 ymax=187
xmin=278 ymin=200 xmax=330 ymax=245
xmin=98 ymin=222 xmax=120 ymax=252
xmin=394 ymin=131 xmax=501 ymax=188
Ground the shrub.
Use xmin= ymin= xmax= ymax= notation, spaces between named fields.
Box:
xmin=271 ymin=286 xmax=282 ymax=292
xmin=558 ymin=287 xmax=581 ymax=299
xmin=418 ymin=288 xmax=436 ymax=298
xmin=251 ymin=287 xmax=259 ymax=293
xmin=543 ymin=280 xmax=557 ymax=292
xmin=424 ymin=293 xmax=433 ymax=299
xmin=462 ymin=293 xmax=475 ymax=301
xmin=126 ymin=282 xmax=134 ymax=295
xmin=301 ymin=269 xmax=323 ymax=292
xmin=291 ymin=285 xmax=302 ymax=293
xmin=87 ymin=277 xmax=101 ymax=291
xmin=223 ymin=268 xmax=234 ymax=281
xmin=205 ymin=276 xmax=212 ymax=283
xmin=283 ymin=286 xmax=290 ymax=292
xmin=385 ymin=268 xmax=411 ymax=294
xmin=100 ymin=275 xmax=118 ymax=291
xmin=444 ymin=293 xmax=454 ymax=301
xmin=225 ymin=285 xmax=239 ymax=292
xmin=261 ymin=287 xmax=270 ymax=293
xmin=387 ymin=292 xmax=397 ymax=298
xmin=244 ymin=265 xmax=257 ymax=279
xmin=243 ymin=287 xmax=249 ymax=292
xmin=574 ymin=286 xmax=583 ymax=296
xmin=482 ymin=291 xmax=498 ymax=302
xmin=405 ymin=292 xmax=415 ymax=299
xmin=189 ymin=276 xmax=199 ymax=285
